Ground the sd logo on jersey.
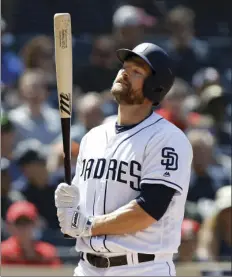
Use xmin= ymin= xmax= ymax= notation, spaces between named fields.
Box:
xmin=161 ymin=147 xmax=178 ymax=170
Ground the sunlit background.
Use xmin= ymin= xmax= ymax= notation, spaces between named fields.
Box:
xmin=1 ymin=0 xmax=231 ymax=276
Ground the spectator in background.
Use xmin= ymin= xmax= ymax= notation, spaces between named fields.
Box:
xmin=156 ymin=78 xmax=201 ymax=132
xmin=20 ymin=35 xmax=55 ymax=85
xmin=184 ymin=201 xmax=203 ymax=225
xmin=100 ymin=89 xmax=118 ymax=124
xmin=112 ymin=5 xmax=156 ymax=50
xmin=20 ymin=35 xmax=58 ymax=107
xmin=55 ymin=92 xmax=105 ymax=145
xmin=164 ymin=6 xmax=211 ymax=82
xmin=9 ymin=69 xmax=60 ymax=145
xmin=1 ymin=114 xmax=15 ymax=160
xmin=74 ymin=35 xmax=118 ymax=93
xmin=100 ymin=89 xmax=118 ymax=118
xmin=1 ymin=158 xmax=24 ymax=220
xmin=1 ymin=17 xmax=24 ymax=87
xmin=76 ymin=92 xmax=105 ymax=131
xmin=1 ymin=201 xmax=61 ymax=266
xmin=197 ymin=185 xmax=232 ymax=261
xmin=115 ymin=0 xmax=164 ymax=18
xmin=176 ymin=219 xmax=200 ymax=262
xmin=192 ymin=67 xmax=221 ymax=96
xmin=1 ymin=114 xmax=22 ymax=181
xmin=199 ymin=85 xmax=227 ymax=120
xmin=187 ymin=129 xmax=230 ymax=204
xmin=13 ymin=139 xmax=59 ymax=230
xmin=199 ymin=85 xmax=231 ymax=156
xmin=47 ymin=141 xmax=79 ymax=181
xmin=192 ymin=69 xmax=231 ymax=137
xmin=1 ymin=158 xmax=24 ymax=240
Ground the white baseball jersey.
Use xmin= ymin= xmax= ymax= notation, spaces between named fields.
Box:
xmin=72 ymin=112 xmax=193 ymax=255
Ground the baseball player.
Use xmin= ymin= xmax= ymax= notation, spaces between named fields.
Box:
xmin=55 ymin=43 xmax=193 ymax=276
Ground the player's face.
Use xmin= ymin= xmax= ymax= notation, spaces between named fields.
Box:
xmin=111 ymin=57 xmax=152 ymax=105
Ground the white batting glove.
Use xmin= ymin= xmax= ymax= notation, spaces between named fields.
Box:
xmin=57 ymin=207 xmax=94 ymax=238
xmin=54 ymin=183 xmax=94 ymax=238
xmin=55 ymin=183 xmax=80 ymax=208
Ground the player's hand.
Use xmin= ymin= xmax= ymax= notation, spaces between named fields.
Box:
xmin=57 ymin=207 xmax=94 ymax=238
xmin=55 ymin=183 xmax=80 ymax=208
xmin=55 ymin=183 xmax=94 ymax=238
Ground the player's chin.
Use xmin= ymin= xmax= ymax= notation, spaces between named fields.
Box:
xmin=110 ymin=85 xmax=144 ymax=105
xmin=112 ymin=94 xmax=143 ymax=105
xmin=111 ymin=85 xmax=127 ymax=98
xmin=111 ymin=82 xmax=126 ymax=92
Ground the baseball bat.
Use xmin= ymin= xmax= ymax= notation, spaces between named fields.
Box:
xmin=54 ymin=13 xmax=73 ymax=239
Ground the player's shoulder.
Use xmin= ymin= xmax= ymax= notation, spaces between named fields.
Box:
xmin=151 ymin=112 xmax=193 ymax=151
xmin=154 ymin=113 xmax=187 ymax=139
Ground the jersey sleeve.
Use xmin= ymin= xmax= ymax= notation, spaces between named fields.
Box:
xmin=141 ymin=131 xmax=193 ymax=194
xmin=71 ymin=134 xmax=87 ymax=187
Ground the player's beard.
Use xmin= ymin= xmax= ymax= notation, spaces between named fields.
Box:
xmin=110 ymin=81 xmax=145 ymax=105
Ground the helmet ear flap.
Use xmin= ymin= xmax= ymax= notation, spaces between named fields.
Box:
xmin=143 ymin=75 xmax=164 ymax=105
xmin=143 ymin=75 xmax=155 ymax=101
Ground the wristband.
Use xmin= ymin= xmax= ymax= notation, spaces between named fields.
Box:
xmin=82 ymin=216 xmax=95 ymax=237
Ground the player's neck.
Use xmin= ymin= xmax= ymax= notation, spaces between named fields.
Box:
xmin=117 ymin=104 xmax=152 ymax=126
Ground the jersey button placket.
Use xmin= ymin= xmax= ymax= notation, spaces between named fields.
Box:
xmin=99 ymin=140 xmax=116 ymax=253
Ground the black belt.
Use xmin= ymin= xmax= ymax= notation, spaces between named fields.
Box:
xmin=80 ymin=252 xmax=155 ymax=268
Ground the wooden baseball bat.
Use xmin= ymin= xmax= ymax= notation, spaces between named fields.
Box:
xmin=54 ymin=13 xmax=73 ymax=239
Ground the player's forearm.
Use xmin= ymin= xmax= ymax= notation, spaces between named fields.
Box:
xmin=91 ymin=200 xmax=156 ymax=236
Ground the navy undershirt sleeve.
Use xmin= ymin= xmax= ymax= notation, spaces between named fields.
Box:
xmin=136 ymin=183 xmax=176 ymax=221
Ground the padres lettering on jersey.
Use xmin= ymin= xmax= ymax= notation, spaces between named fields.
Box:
xmin=80 ymin=158 xmax=141 ymax=190
xmin=72 ymin=113 xmax=193 ymax=254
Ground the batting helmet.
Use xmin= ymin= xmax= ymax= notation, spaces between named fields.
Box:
xmin=116 ymin=43 xmax=174 ymax=105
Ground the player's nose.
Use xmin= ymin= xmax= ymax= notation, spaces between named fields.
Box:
xmin=121 ymin=69 xmax=129 ymax=80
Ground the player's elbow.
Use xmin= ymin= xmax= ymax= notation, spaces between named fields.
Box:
xmin=131 ymin=200 xmax=157 ymax=230
xmin=140 ymin=211 xmax=157 ymax=228
xmin=135 ymin=183 xmax=176 ymax=224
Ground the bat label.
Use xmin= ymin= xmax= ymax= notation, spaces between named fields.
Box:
xmin=59 ymin=30 xmax=68 ymax=49
xmin=60 ymin=92 xmax=71 ymax=116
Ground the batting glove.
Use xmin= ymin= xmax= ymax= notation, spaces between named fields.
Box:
xmin=54 ymin=183 xmax=94 ymax=238
xmin=54 ymin=183 xmax=80 ymax=208
xmin=57 ymin=207 xmax=94 ymax=238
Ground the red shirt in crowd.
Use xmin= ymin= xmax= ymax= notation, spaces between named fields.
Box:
xmin=156 ymin=109 xmax=201 ymax=131
xmin=1 ymin=236 xmax=61 ymax=267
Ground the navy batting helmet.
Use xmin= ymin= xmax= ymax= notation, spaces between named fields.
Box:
xmin=116 ymin=43 xmax=174 ymax=105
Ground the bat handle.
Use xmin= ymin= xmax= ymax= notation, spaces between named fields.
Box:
xmin=63 ymin=160 xmax=75 ymax=239
xmin=63 ymin=163 xmax=74 ymax=239
xmin=61 ymin=118 xmax=75 ymax=239
xmin=64 ymin=156 xmax=72 ymax=186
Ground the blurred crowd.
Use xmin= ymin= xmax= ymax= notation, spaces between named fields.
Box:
xmin=1 ymin=0 xmax=231 ymax=267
